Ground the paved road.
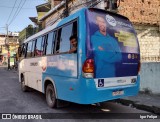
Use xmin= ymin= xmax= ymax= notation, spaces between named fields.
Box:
xmin=0 ymin=67 xmax=158 ymax=122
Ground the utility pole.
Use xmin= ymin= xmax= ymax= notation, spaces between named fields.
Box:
xmin=6 ymin=24 xmax=10 ymax=70
xmin=65 ymin=0 xmax=69 ymax=17
xmin=106 ymin=0 xmax=119 ymax=12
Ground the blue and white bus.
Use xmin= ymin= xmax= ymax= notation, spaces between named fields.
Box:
xmin=19 ymin=8 xmax=140 ymax=108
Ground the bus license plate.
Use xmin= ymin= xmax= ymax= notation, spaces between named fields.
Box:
xmin=112 ymin=90 xmax=124 ymax=96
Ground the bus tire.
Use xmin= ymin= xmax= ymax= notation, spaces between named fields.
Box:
xmin=21 ymin=75 xmax=28 ymax=92
xmin=46 ymin=84 xmax=57 ymax=108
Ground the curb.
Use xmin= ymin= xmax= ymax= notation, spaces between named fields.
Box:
xmin=115 ymin=99 xmax=160 ymax=115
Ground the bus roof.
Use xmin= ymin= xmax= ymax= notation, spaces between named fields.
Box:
xmin=23 ymin=8 xmax=86 ymax=43
xmin=23 ymin=8 xmax=129 ymax=43
xmin=23 ymin=21 xmax=59 ymax=43
xmin=88 ymin=8 xmax=129 ymax=21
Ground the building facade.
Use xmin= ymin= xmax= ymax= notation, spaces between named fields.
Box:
xmin=0 ymin=33 xmax=19 ymax=66
xmin=19 ymin=25 xmax=39 ymax=44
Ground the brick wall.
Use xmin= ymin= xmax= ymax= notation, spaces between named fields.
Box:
xmin=118 ymin=0 xmax=160 ymax=62
xmin=50 ymin=0 xmax=61 ymax=8
xmin=134 ymin=24 xmax=160 ymax=62
xmin=118 ymin=0 xmax=160 ymax=25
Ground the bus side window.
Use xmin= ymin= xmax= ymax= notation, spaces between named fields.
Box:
xmin=26 ymin=41 xmax=33 ymax=58
xmin=31 ymin=40 xmax=36 ymax=57
xmin=69 ymin=21 xmax=78 ymax=53
xmin=55 ymin=29 xmax=62 ymax=54
xmin=42 ymin=35 xmax=47 ymax=55
xmin=35 ymin=37 xmax=42 ymax=57
xmin=72 ymin=21 xmax=77 ymax=36
xmin=21 ymin=43 xmax=27 ymax=58
xmin=46 ymin=31 xmax=55 ymax=55
xmin=19 ymin=45 xmax=23 ymax=57
xmin=58 ymin=23 xmax=73 ymax=53
xmin=17 ymin=46 xmax=21 ymax=59
xmin=25 ymin=43 xmax=28 ymax=58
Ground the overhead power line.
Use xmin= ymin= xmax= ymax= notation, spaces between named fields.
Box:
xmin=8 ymin=0 xmax=27 ymax=26
xmin=0 ymin=5 xmax=34 ymax=9
xmin=6 ymin=0 xmax=18 ymax=24
xmin=8 ymin=0 xmax=23 ymax=25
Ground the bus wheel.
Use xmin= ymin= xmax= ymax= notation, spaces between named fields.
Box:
xmin=46 ymin=84 xmax=57 ymax=108
xmin=21 ymin=76 xmax=28 ymax=92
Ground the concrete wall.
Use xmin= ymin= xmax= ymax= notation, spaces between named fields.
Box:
xmin=134 ymin=24 xmax=160 ymax=62
xmin=140 ymin=63 xmax=160 ymax=94
xmin=134 ymin=24 xmax=160 ymax=94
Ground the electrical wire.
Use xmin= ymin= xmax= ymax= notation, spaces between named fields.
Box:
xmin=0 ymin=5 xmax=34 ymax=9
xmin=8 ymin=0 xmax=26 ymax=26
xmin=6 ymin=0 xmax=18 ymax=24
xmin=8 ymin=0 xmax=23 ymax=25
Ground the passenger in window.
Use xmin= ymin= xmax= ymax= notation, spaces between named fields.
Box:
xmin=35 ymin=47 xmax=42 ymax=56
xmin=68 ymin=35 xmax=77 ymax=53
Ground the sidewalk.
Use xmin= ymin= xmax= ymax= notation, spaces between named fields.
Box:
xmin=116 ymin=92 xmax=160 ymax=115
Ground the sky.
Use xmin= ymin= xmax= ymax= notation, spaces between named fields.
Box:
xmin=0 ymin=0 xmax=46 ymax=34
